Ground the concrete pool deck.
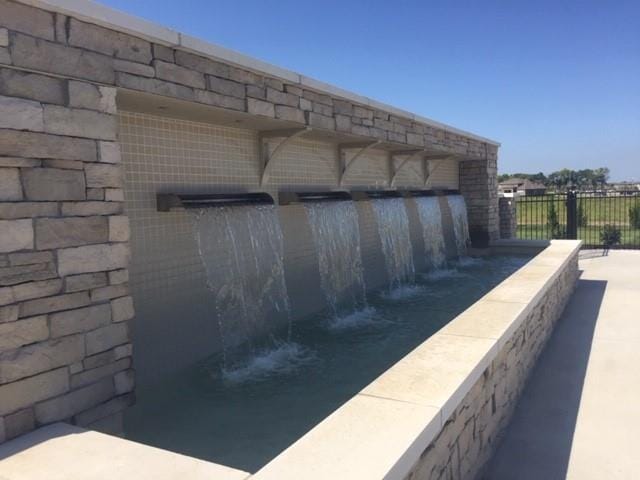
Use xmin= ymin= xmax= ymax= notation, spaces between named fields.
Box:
xmin=483 ymin=249 xmax=640 ymax=480
xmin=0 ymin=423 xmax=250 ymax=480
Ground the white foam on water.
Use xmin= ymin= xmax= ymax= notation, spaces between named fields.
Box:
xmin=327 ymin=307 xmax=383 ymax=332
xmin=221 ymin=342 xmax=317 ymax=384
xmin=422 ymin=268 xmax=469 ymax=281
xmin=380 ymin=284 xmax=425 ymax=301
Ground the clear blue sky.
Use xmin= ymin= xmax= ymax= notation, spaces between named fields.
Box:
xmin=102 ymin=0 xmax=639 ymax=181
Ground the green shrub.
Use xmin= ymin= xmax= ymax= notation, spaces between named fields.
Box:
xmin=577 ymin=202 xmax=588 ymax=228
xmin=547 ymin=202 xmax=565 ymax=239
xmin=600 ymin=224 xmax=621 ymax=247
xmin=630 ymin=205 xmax=640 ymax=229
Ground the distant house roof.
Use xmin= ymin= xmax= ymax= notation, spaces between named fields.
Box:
xmin=499 ymin=178 xmax=546 ymax=190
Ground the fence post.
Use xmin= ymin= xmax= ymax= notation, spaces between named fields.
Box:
xmin=566 ymin=190 xmax=577 ymax=239
xmin=498 ymin=197 xmax=517 ymax=239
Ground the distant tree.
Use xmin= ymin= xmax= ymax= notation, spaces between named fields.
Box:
xmin=500 ymin=167 xmax=609 ymax=192
xmin=547 ymin=169 xmax=573 ymax=191
xmin=498 ymin=171 xmax=547 ymax=185
xmin=529 ymin=172 xmax=547 ymax=185
xmin=593 ymin=167 xmax=610 ymax=188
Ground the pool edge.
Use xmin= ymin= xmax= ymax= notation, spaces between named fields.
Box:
xmin=252 ymin=239 xmax=582 ymax=479
xmin=0 ymin=240 xmax=581 ymax=480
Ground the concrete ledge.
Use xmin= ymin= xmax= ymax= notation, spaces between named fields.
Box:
xmin=488 ymin=238 xmax=551 ymax=256
xmin=0 ymin=423 xmax=250 ymax=480
xmin=253 ymin=240 xmax=582 ymax=479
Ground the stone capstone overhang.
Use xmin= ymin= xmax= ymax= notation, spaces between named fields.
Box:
xmin=9 ymin=0 xmax=500 ymax=162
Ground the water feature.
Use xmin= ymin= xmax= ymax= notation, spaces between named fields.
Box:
xmin=125 ymin=255 xmax=530 ymax=472
xmin=303 ymin=201 xmax=367 ymax=320
xmin=193 ymin=205 xmax=291 ymax=369
xmin=371 ymin=197 xmax=416 ymax=291
xmin=127 ymin=192 xmax=500 ymax=471
xmin=447 ymin=195 xmax=471 ymax=256
xmin=415 ymin=196 xmax=447 ymax=269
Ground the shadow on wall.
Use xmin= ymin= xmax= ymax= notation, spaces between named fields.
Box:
xmin=482 ymin=276 xmax=606 ymax=480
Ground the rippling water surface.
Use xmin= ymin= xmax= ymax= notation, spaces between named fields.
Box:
xmin=126 ymin=255 xmax=530 ymax=473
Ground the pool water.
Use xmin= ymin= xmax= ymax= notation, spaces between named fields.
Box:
xmin=125 ymin=255 xmax=529 ymax=472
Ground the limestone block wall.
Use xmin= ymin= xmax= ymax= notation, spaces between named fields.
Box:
xmin=0 ymin=0 xmax=496 ymax=158
xmin=459 ymin=157 xmax=499 ymax=246
xmin=404 ymin=251 xmax=579 ymax=480
xmin=0 ymin=72 xmax=134 ymax=442
xmin=498 ymin=197 xmax=517 ymax=239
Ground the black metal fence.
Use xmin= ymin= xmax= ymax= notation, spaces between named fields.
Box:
xmin=516 ymin=190 xmax=640 ymax=249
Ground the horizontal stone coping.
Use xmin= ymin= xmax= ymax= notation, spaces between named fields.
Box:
xmin=487 ymin=238 xmax=553 ymax=256
xmin=252 ymin=239 xmax=582 ymax=479
xmin=0 ymin=423 xmax=250 ymax=480
xmin=17 ymin=0 xmax=499 ymax=147
xmin=490 ymin=238 xmax=551 ymax=248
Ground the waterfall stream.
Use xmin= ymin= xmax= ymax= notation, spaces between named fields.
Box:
xmin=415 ymin=196 xmax=447 ymax=269
xmin=371 ymin=197 xmax=415 ymax=290
xmin=447 ymin=195 xmax=471 ymax=257
xmin=304 ymin=201 xmax=367 ymax=318
xmin=193 ymin=205 xmax=291 ymax=364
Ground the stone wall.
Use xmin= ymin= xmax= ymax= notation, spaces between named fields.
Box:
xmin=459 ymin=157 xmax=499 ymax=247
xmin=498 ymin=197 xmax=517 ymax=239
xmin=0 ymin=68 xmax=133 ymax=441
xmin=404 ymin=251 xmax=579 ymax=480
xmin=0 ymin=0 xmax=496 ymax=160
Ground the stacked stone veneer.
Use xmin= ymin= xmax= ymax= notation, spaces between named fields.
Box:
xmin=459 ymin=157 xmax=499 ymax=246
xmin=0 ymin=2 xmax=137 ymax=440
xmin=0 ymin=0 xmax=495 ymax=157
xmin=404 ymin=251 xmax=579 ymax=480
xmin=0 ymin=0 xmax=500 ymax=441
xmin=498 ymin=197 xmax=517 ymax=239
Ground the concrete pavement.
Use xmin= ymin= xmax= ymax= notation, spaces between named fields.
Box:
xmin=483 ymin=250 xmax=640 ymax=480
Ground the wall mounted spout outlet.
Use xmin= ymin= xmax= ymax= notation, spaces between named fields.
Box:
xmin=278 ymin=191 xmax=352 ymax=206
xmin=351 ymin=190 xmax=404 ymax=201
xmin=408 ymin=189 xmax=460 ymax=197
xmin=156 ymin=192 xmax=274 ymax=211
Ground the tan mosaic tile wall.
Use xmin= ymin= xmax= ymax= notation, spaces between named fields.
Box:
xmin=118 ymin=111 xmax=463 ymax=384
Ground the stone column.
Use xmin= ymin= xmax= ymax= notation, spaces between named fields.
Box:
xmin=459 ymin=150 xmax=499 ymax=247
xmin=499 ymin=197 xmax=517 ymax=239
xmin=0 ymin=68 xmax=134 ymax=442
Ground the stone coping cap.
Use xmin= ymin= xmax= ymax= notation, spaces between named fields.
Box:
xmin=0 ymin=423 xmax=250 ymax=480
xmin=17 ymin=0 xmax=500 ymax=147
xmin=253 ymin=240 xmax=581 ymax=479
xmin=490 ymin=239 xmax=551 ymax=248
